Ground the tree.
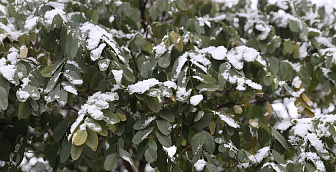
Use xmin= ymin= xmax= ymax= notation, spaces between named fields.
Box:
xmin=0 ymin=0 xmax=336 ymax=171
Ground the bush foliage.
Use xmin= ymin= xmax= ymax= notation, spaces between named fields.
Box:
xmin=0 ymin=0 xmax=336 ymax=171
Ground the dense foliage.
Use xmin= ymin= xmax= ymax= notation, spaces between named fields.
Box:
xmin=0 ymin=0 xmax=336 ymax=171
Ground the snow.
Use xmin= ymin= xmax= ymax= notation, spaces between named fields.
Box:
xmin=7 ymin=47 xmax=19 ymax=64
xmin=112 ymin=70 xmax=123 ymax=85
xmin=197 ymin=46 xmax=227 ymax=60
xmin=62 ymin=85 xmax=78 ymax=95
xmin=0 ymin=65 xmax=16 ymax=84
xmin=98 ymin=59 xmax=110 ymax=71
xmin=153 ymin=44 xmax=166 ymax=57
xmin=0 ymin=22 xmax=23 ymax=41
xmin=221 ymin=63 xmax=262 ymax=90
xmin=128 ymin=78 xmax=160 ymax=94
xmin=143 ymin=116 xmax=156 ymax=127
xmin=91 ymin=43 xmax=106 ymax=61
xmin=176 ymin=87 xmax=192 ymax=101
xmin=292 ymin=76 xmax=301 ymax=88
xmin=109 ymin=16 xmax=115 ymax=23
xmin=271 ymin=10 xmax=300 ymax=28
xmin=173 ymin=53 xmax=188 ymax=80
xmin=194 ymin=159 xmax=206 ymax=171
xmin=67 ymin=60 xmax=80 ymax=69
xmin=275 ymin=120 xmax=292 ymax=131
xmin=63 ymin=70 xmax=83 ymax=85
xmin=190 ymin=94 xmax=203 ymax=106
xmin=121 ymin=156 xmax=133 ymax=165
xmin=80 ymin=22 xmax=104 ymax=50
xmin=69 ymin=91 xmax=119 ymax=140
xmin=226 ymin=46 xmax=265 ymax=70
xmin=44 ymin=8 xmax=67 ymax=26
xmin=25 ymin=16 xmax=39 ymax=30
xmin=16 ymin=90 xmax=30 ymax=101
xmin=262 ymin=162 xmax=282 ymax=172
xmin=248 ymin=147 xmax=270 ymax=164
xmin=163 ymin=145 xmax=177 ymax=159
xmin=301 ymin=152 xmax=325 ymax=171
xmin=163 ymin=81 xmax=177 ymax=89
xmin=214 ymin=111 xmax=240 ymax=128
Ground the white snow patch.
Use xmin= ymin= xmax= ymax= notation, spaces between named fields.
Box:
xmin=194 ymin=159 xmax=206 ymax=171
xmin=190 ymin=94 xmax=204 ymax=106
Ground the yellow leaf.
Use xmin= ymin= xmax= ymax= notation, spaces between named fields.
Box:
xmin=303 ymin=108 xmax=315 ymax=118
xmin=19 ymin=46 xmax=28 ymax=58
xmin=108 ymin=124 xmax=117 ymax=133
xmin=266 ymin=101 xmax=273 ymax=118
xmin=181 ymin=139 xmax=186 ymax=146
xmin=301 ymin=93 xmax=313 ymax=106
xmin=73 ymin=130 xmax=88 ymax=146
xmin=209 ymin=121 xmax=216 ymax=135
xmin=233 ymin=105 xmax=243 ymax=114
xmin=249 ymin=119 xmax=259 ymax=128
xmin=117 ymin=112 xmax=126 ymax=121
xmin=170 ymin=32 xmax=183 ymax=52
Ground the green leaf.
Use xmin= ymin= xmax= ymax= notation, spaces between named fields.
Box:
xmin=60 ymin=141 xmax=72 ymax=163
xmin=194 ymin=73 xmax=217 ymax=84
xmin=0 ymin=87 xmax=8 ymax=110
xmin=55 ymin=89 xmax=68 ymax=106
xmin=145 ymin=97 xmax=162 ymax=113
xmin=104 ymin=153 xmax=118 ymax=171
xmin=18 ymin=101 xmax=32 ymax=119
xmin=144 ymin=148 xmax=157 ymax=163
xmin=289 ymin=20 xmax=300 ymax=32
xmin=272 ymin=149 xmax=285 ymax=164
xmin=269 ymin=57 xmax=279 ymax=74
xmin=194 ymin=111 xmax=204 ymax=122
xmin=177 ymin=0 xmax=187 ymax=10
xmin=196 ymin=83 xmax=219 ymax=92
xmin=132 ymin=126 xmax=154 ymax=145
xmin=66 ymin=32 xmax=73 ymax=58
xmin=156 ymin=119 xmax=172 ymax=136
xmin=204 ymin=162 xmax=220 ymax=172
xmin=155 ymin=131 xmax=172 ymax=147
xmin=60 ymin=27 xmax=67 ymax=53
xmin=284 ymin=40 xmax=294 ymax=53
xmin=328 ymin=123 xmax=336 ymax=137
xmin=271 ymin=127 xmax=288 ymax=149
xmin=53 ymin=119 xmax=68 ymax=141
xmin=280 ymin=62 xmax=289 ymax=79
xmin=91 ymin=10 xmax=99 ymax=23
xmin=71 ymin=145 xmax=83 ymax=160
xmin=134 ymin=116 xmax=156 ymax=130
xmin=70 ymin=36 xmax=79 ymax=60
xmin=202 ymin=131 xmax=215 ymax=154
xmin=293 ymin=44 xmax=300 ymax=59
xmin=52 ymin=14 xmax=63 ymax=29
xmin=64 ymin=70 xmax=82 ymax=85
xmin=119 ymin=148 xmax=134 ymax=165
xmin=45 ymin=71 xmax=61 ymax=93
xmin=74 ymin=130 xmax=88 ymax=146
xmin=86 ymin=129 xmax=98 ymax=151
xmin=191 ymin=131 xmax=215 ymax=154
xmin=158 ymin=53 xmax=171 ymax=68
xmin=159 ymin=109 xmax=175 ymax=122
xmin=144 ymin=140 xmax=158 ymax=163
xmin=120 ymin=64 xmax=135 ymax=83
xmin=41 ymin=64 xmax=54 ymax=78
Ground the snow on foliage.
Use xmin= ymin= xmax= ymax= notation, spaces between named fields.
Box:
xmin=1 ymin=0 xmax=336 ymax=171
